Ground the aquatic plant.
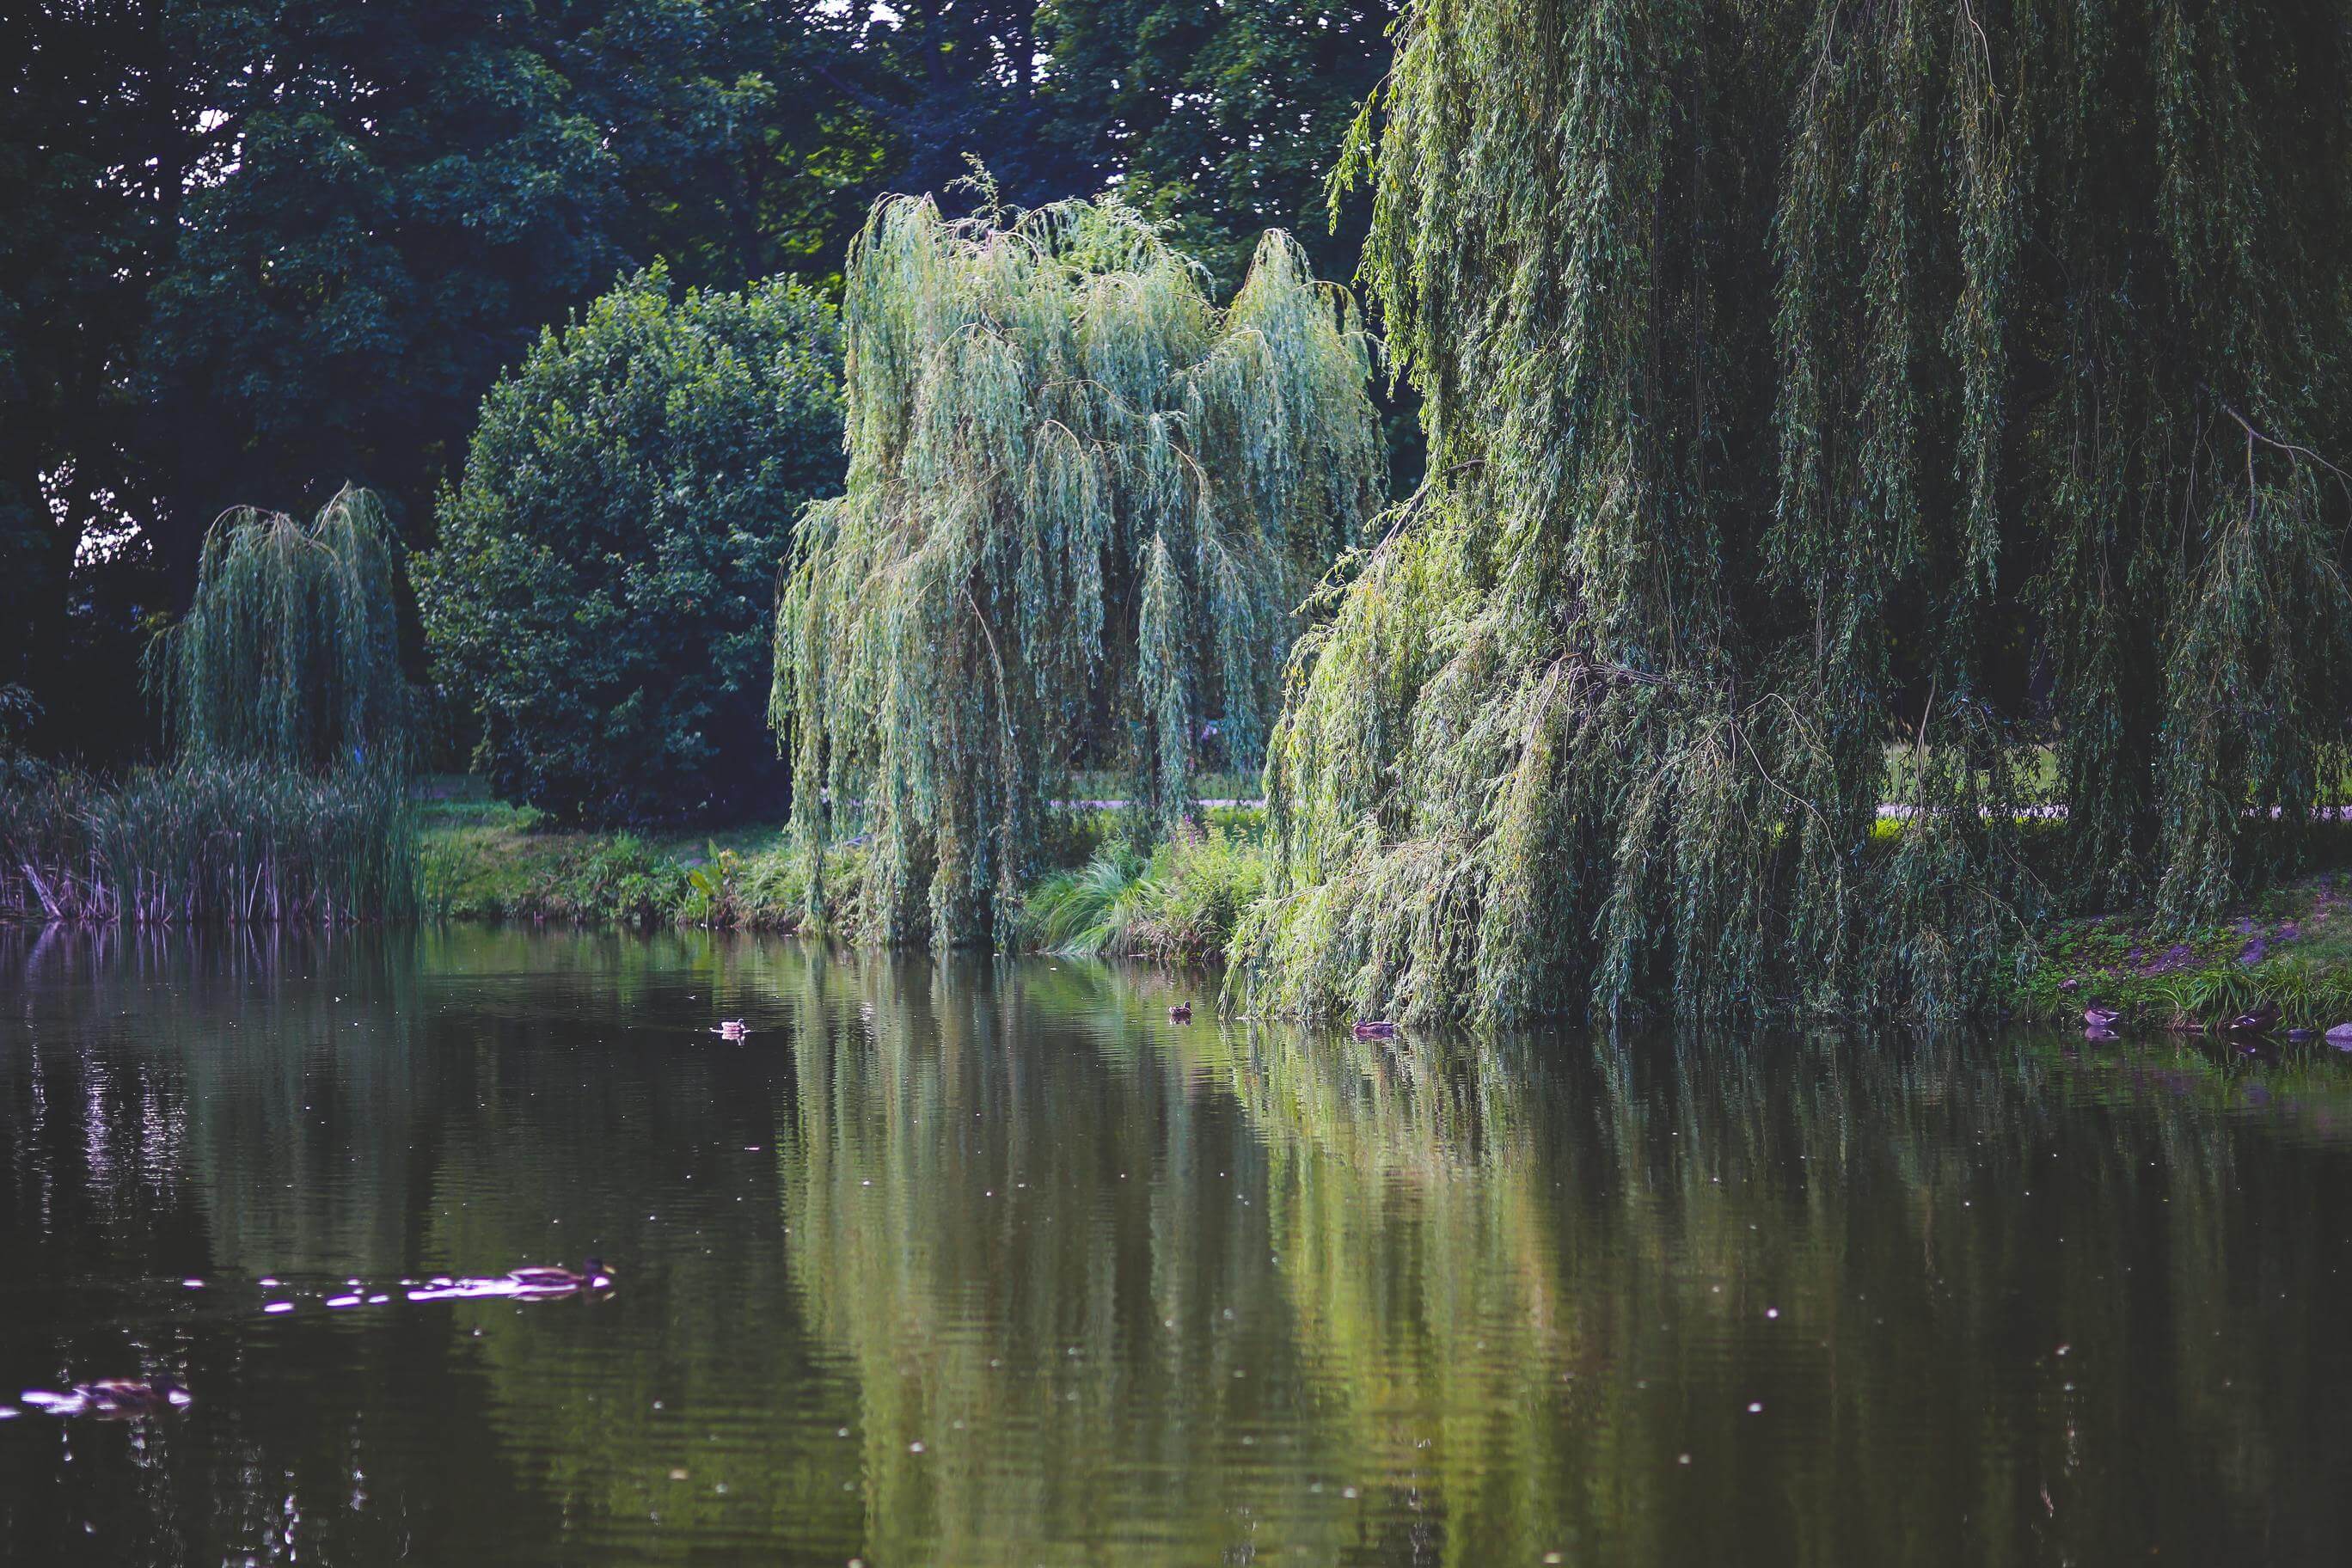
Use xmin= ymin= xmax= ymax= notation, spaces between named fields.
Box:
xmin=1235 ymin=0 xmax=2352 ymax=1026
xmin=773 ymin=184 xmax=1383 ymax=946
xmin=0 ymin=762 xmax=418 ymax=923
xmin=149 ymin=487 xmax=419 ymax=775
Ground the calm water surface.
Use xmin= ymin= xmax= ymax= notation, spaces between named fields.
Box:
xmin=3 ymin=927 xmax=2351 ymax=1565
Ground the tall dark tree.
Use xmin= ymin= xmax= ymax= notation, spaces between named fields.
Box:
xmin=1038 ymin=0 xmax=1400 ymax=292
xmin=788 ymin=0 xmax=1086 ymax=210
xmin=0 ymin=1 xmax=177 ymax=744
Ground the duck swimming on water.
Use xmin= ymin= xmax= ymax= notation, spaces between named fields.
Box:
xmin=711 ymin=1020 xmax=750 ymax=1039
xmin=506 ymin=1259 xmax=614 ymax=1295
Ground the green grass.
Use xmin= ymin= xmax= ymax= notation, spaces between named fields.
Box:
xmin=410 ymin=774 xmax=2352 ymax=1020
xmin=2011 ymin=868 xmax=2352 ymax=1032
xmin=415 ymin=773 xmax=1270 ymax=956
xmin=1017 ymin=822 xmax=1271 ymax=963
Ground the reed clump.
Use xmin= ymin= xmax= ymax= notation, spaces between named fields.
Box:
xmin=1 ymin=760 xmax=418 ymax=923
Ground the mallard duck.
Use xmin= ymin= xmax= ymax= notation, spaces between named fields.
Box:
xmin=505 ymin=1259 xmax=614 ymax=1294
xmin=2226 ymin=1003 xmax=2280 ymax=1034
xmin=2082 ymin=1005 xmax=2122 ymax=1030
xmin=711 ymin=1020 xmax=750 ymax=1039
xmin=1168 ymin=1003 xmax=1192 ymax=1022
xmin=1353 ymin=1020 xmax=1399 ymax=1039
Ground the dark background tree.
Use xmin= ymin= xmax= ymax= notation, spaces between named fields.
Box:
xmin=1 ymin=0 xmax=1401 ymax=766
xmin=1038 ymin=1 xmax=1397 ymax=293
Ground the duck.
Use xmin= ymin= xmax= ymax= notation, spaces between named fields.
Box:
xmin=710 ymin=1020 xmax=750 ymax=1040
xmin=1168 ymin=1003 xmax=1192 ymax=1022
xmin=1353 ymin=1020 xmax=1399 ymax=1040
xmin=2081 ymin=1005 xmax=2122 ymax=1031
xmin=2226 ymin=1003 xmax=2280 ymax=1034
xmin=505 ymin=1258 xmax=614 ymax=1295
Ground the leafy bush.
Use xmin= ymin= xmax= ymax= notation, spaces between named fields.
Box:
xmin=1020 ymin=824 xmax=1271 ymax=963
xmin=420 ymin=265 xmax=842 ymax=826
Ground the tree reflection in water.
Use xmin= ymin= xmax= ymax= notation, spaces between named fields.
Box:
xmin=4 ymin=928 xmax=2349 ymax=1565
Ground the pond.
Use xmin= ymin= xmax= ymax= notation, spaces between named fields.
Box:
xmin=3 ymin=927 xmax=2350 ymax=1565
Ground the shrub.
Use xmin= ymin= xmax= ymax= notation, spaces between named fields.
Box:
xmin=1020 ymin=823 xmax=1271 ymax=963
xmin=420 ymin=265 xmax=842 ymax=826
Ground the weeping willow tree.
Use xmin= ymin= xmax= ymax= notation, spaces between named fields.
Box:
xmin=150 ymin=486 xmax=418 ymax=775
xmin=1234 ymin=0 xmax=2352 ymax=1026
xmin=772 ymin=188 xmax=1383 ymax=946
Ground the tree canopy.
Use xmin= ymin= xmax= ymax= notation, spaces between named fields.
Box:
xmin=3 ymin=0 xmax=1404 ymax=764
xmin=420 ymin=267 xmax=842 ymax=825
xmin=773 ymin=190 xmax=1381 ymax=946
xmin=1233 ymin=0 xmax=2352 ymax=1027
xmin=151 ymin=487 xmax=416 ymax=775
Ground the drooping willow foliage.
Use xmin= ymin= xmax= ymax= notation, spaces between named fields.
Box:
xmin=773 ymin=189 xmax=1382 ymax=946
xmin=150 ymin=486 xmax=418 ymax=775
xmin=1234 ymin=0 xmax=2352 ymax=1026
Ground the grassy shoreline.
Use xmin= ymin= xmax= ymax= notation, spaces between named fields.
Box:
xmin=14 ymin=765 xmax=2352 ymax=1036
xmin=415 ymin=781 xmax=1270 ymax=962
xmin=415 ymin=785 xmax=2352 ymax=1035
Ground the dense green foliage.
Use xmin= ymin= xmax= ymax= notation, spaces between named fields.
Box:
xmin=1020 ymin=824 xmax=1270 ymax=962
xmin=774 ymin=191 xmax=1381 ymax=946
xmin=1039 ymin=1 xmax=1397 ymax=291
xmin=4 ymin=0 xmax=1402 ymax=764
xmin=419 ymin=269 xmax=842 ymax=824
xmin=151 ymin=487 xmax=418 ymax=774
xmin=1234 ymin=0 xmax=2352 ymax=1026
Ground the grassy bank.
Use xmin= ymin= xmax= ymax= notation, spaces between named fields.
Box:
xmin=2009 ymin=868 xmax=2352 ymax=1034
xmin=31 ymin=766 xmax=2311 ymax=1034
xmin=416 ymin=779 xmax=1271 ymax=956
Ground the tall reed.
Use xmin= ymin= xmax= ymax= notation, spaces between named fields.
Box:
xmin=1 ymin=761 xmax=418 ymax=924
